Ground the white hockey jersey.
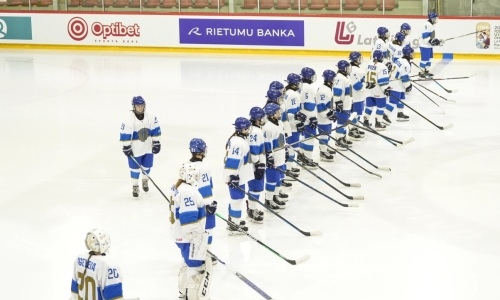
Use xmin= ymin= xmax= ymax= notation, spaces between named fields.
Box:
xmin=262 ymin=119 xmax=286 ymax=167
xmin=300 ymin=82 xmax=317 ymax=120
xmin=71 ymin=253 xmax=123 ymax=300
xmin=191 ymin=160 xmax=213 ymax=201
xmin=120 ymin=111 xmax=161 ymax=157
xmin=372 ymin=38 xmax=389 ymax=62
xmin=333 ymin=73 xmax=352 ymax=109
xmin=366 ymin=62 xmax=390 ymax=98
xmin=249 ymin=125 xmax=266 ymax=164
xmin=388 ymin=42 xmax=403 ymax=63
xmin=419 ymin=21 xmax=435 ymax=48
xmin=283 ymin=89 xmax=302 ymax=134
xmin=390 ymin=58 xmax=412 ymax=93
xmin=223 ymin=135 xmax=254 ymax=184
xmin=350 ymin=64 xmax=366 ymax=104
xmin=315 ymin=83 xmax=333 ymax=125
xmin=169 ymin=182 xmax=206 ymax=243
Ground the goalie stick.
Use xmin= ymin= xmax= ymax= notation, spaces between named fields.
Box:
xmin=290 ymin=157 xmax=364 ymax=200
xmin=207 ymin=251 xmax=274 ymax=300
xmin=412 ymin=81 xmax=456 ymax=103
xmin=235 ymin=185 xmax=322 ymax=236
xmin=276 ymin=168 xmax=358 ymax=208
xmin=411 ymin=61 xmax=456 ymax=93
xmin=129 ymin=157 xmax=310 ymax=266
xmin=349 ymin=122 xmax=415 ymax=147
xmin=216 ymin=213 xmax=310 ymax=265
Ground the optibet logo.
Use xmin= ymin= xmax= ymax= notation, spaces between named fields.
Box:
xmin=334 ymin=21 xmax=356 ymax=45
xmin=68 ymin=17 xmax=140 ymax=42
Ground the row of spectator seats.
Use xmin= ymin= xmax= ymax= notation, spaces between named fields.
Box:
xmin=62 ymin=0 xmax=395 ymax=9
xmin=1 ymin=0 xmax=52 ymax=5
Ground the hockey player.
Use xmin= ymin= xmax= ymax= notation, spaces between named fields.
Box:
xmin=298 ymin=67 xmax=319 ymax=165
xmin=400 ymin=23 xmax=412 ymax=47
xmin=333 ymin=60 xmax=353 ymax=149
xmin=71 ymin=229 xmax=123 ymax=300
xmin=170 ymin=163 xmax=212 ymax=300
xmin=364 ymin=50 xmax=391 ymax=131
xmin=372 ymin=27 xmax=392 ymax=72
xmin=120 ymin=96 xmax=161 ymax=197
xmin=247 ymin=107 xmax=266 ymax=223
xmin=315 ymin=69 xmax=336 ymax=161
xmin=262 ymin=102 xmax=287 ymax=210
xmin=224 ymin=117 xmax=252 ymax=235
xmin=188 ymin=138 xmax=218 ymax=264
xmin=385 ymin=45 xmax=414 ymax=122
xmin=419 ymin=12 xmax=444 ymax=78
xmin=348 ymin=51 xmax=366 ymax=140
xmin=388 ymin=32 xmax=406 ymax=64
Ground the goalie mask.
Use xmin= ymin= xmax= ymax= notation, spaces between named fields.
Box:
xmin=85 ymin=228 xmax=111 ymax=254
xmin=179 ymin=162 xmax=200 ymax=186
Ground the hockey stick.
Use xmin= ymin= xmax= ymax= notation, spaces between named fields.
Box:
xmin=207 ymin=251 xmax=274 ymax=300
xmin=290 ymin=157 xmax=364 ymax=200
xmin=443 ymin=31 xmax=479 ymax=42
xmin=129 ymin=157 xmax=309 ymax=266
xmin=349 ymin=122 xmax=415 ymax=147
xmin=235 ymin=185 xmax=322 ymax=236
xmin=412 ymin=83 xmax=445 ymax=114
xmin=411 ymin=61 xmax=455 ymax=93
xmin=313 ymin=162 xmax=361 ymax=188
xmin=412 ymin=74 xmax=475 ymax=82
xmin=317 ymin=128 xmax=389 ymax=174
xmin=389 ymin=93 xmax=453 ymax=130
xmin=216 ymin=213 xmax=310 ymax=265
xmin=412 ymin=81 xmax=456 ymax=103
xmin=276 ymin=168 xmax=358 ymax=208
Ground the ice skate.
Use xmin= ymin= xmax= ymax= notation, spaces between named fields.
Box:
xmin=281 ymin=179 xmax=292 ymax=188
xmin=397 ymin=112 xmax=410 ymax=122
xmin=142 ymin=179 xmax=149 ymax=192
xmin=382 ymin=113 xmax=392 ymax=126
xmin=320 ymin=151 xmax=334 ymax=162
xmin=353 ymin=127 xmax=365 ymax=138
xmin=418 ymin=70 xmax=434 ymax=78
xmin=132 ymin=185 xmax=139 ymax=197
xmin=265 ymin=199 xmax=280 ymax=210
xmin=278 ymin=191 xmax=289 ymax=202
xmin=335 ymin=137 xmax=352 ymax=150
xmin=363 ymin=118 xmax=371 ymax=128
xmin=247 ymin=209 xmax=264 ymax=224
xmin=284 ymin=170 xmax=298 ymax=181
xmin=375 ymin=120 xmax=387 ymax=131
xmin=348 ymin=129 xmax=362 ymax=141
xmin=272 ymin=196 xmax=287 ymax=209
xmin=297 ymin=152 xmax=318 ymax=169
xmin=227 ymin=218 xmax=248 ymax=235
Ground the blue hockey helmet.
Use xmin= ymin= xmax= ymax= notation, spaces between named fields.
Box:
xmin=377 ymin=27 xmax=389 ymax=38
xmin=233 ymin=117 xmax=251 ymax=132
xmin=322 ymin=69 xmax=336 ymax=82
xmin=267 ymin=88 xmax=283 ymax=103
xmin=428 ymin=12 xmax=438 ymax=23
xmin=337 ymin=60 xmax=351 ymax=74
xmin=249 ymin=106 xmax=265 ymax=121
xmin=373 ymin=50 xmax=384 ymax=62
xmin=402 ymin=45 xmax=415 ymax=59
xmin=189 ymin=138 xmax=207 ymax=154
xmin=301 ymin=67 xmax=317 ymax=82
xmin=132 ymin=96 xmax=145 ymax=106
xmin=348 ymin=51 xmax=362 ymax=64
xmin=285 ymin=73 xmax=301 ymax=85
xmin=264 ymin=102 xmax=281 ymax=117
xmin=400 ymin=23 xmax=411 ymax=35
xmin=394 ymin=32 xmax=406 ymax=43
xmin=269 ymin=80 xmax=285 ymax=92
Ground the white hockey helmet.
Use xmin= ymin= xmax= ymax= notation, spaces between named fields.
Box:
xmin=85 ymin=228 xmax=111 ymax=254
xmin=179 ymin=162 xmax=200 ymax=186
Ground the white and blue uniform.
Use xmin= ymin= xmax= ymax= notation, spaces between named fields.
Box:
xmin=333 ymin=72 xmax=352 ymax=137
xmin=283 ymin=88 xmax=302 ymax=168
xmin=388 ymin=42 xmax=404 ymax=63
xmin=388 ymin=58 xmax=412 ymax=113
xmin=224 ymin=135 xmax=253 ymax=220
xmin=120 ymin=111 xmax=161 ymax=183
xmin=247 ymin=124 xmax=266 ymax=206
xmin=190 ymin=160 xmax=215 ymax=245
xmin=372 ymin=37 xmax=389 ymax=63
xmin=262 ymin=118 xmax=286 ymax=203
xmin=299 ymin=81 xmax=318 ymax=159
xmin=71 ymin=254 xmax=123 ymax=300
xmin=364 ymin=62 xmax=390 ymax=123
xmin=419 ymin=20 xmax=435 ymax=70
xmin=350 ymin=64 xmax=366 ymax=125
xmin=315 ymin=82 xmax=333 ymax=151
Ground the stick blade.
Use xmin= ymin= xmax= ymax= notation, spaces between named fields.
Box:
xmin=348 ymin=203 xmax=360 ymax=208
xmin=378 ymin=166 xmax=391 ymax=172
xmin=353 ymin=195 xmax=365 ymax=200
xmin=441 ymin=123 xmax=454 ymax=130
xmin=294 ymin=254 xmax=311 ymax=264
xmin=403 ymin=137 xmax=415 ymax=144
xmin=308 ymin=230 xmax=323 ymax=236
xmin=349 ymin=183 xmax=362 ymax=188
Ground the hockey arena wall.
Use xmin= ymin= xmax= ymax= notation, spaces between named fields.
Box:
xmin=0 ymin=12 xmax=499 ymax=59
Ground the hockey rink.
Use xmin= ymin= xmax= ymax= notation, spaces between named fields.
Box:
xmin=0 ymin=49 xmax=499 ymax=300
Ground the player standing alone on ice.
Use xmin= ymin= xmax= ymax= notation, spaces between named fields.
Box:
xmin=419 ymin=12 xmax=444 ymax=78
xmin=170 ymin=163 xmax=212 ymax=299
xmin=70 ymin=229 xmax=124 ymax=300
xmin=120 ymin=96 xmax=161 ymax=197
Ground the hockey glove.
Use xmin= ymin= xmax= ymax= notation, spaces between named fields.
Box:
xmin=405 ymin=84 xmax=413 ymax=93
xmin=385 ymin=62 xmax=393 ymax=72
xmin=152 ymin=141 xmax=161 ymax=154
xmin=296 ymin=122 xmax=306 ymax=133
xmin=123 ymin=145 xmax=133 ymax=157
xmin=285 ymin=145 xmax=290 ymax=162
xmin=326 ymin=110 xmax=336 ymax=121
xmin=265 ymin=152 xmax=275 ymax=169
xmin=366 ymin=82 xmax=376 ymax=89
xmin=294 ymin=111 xmax=307 ymax=122
xmin=308 ymin=117 xmax=318 ymax=129
xmin=228 ymin=175 xmax=240 ymax=189
xmin=254 ymin=163 xmax=265 ymax=180
xmin=206 ymin=201 xmax=218 ymax=215
xmin=383 ymin=87 xmax=392 ymax=97
xmin=429 ymin=38 xmax=441 ymax=46
xmin=334 ymin=100 xmax=344 ymax=113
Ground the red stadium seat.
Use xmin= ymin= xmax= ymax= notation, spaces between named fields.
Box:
xmin=208 ymin=0 xmax=224 ymax=7
xmin=361 ymin=0 xmax=376 ymax=10
xmin=325 ymin=0 xmax=339 ymax=10
xmin=309 ymin=0 xmax=324 ymax=9
xmin=378 ymin=0 xmax=394 ymax=10
xmin=161 ymin=0 xmax=176 ymax=7
xmin=291 ymin=0 xmax=306 ymax=9
xmin=240 ymin=0 xmax=256 ymax=8
xmin=343 ymin=0 xmax=358 ymax=10
xmin=192 ymin=0 xmax=207 ymax=7
xmin=260 ymin=0 xmax=274 ymax=9
xmin=275 ymin=0 xmax=290 ymax=9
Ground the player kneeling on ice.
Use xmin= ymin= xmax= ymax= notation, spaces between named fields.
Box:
xmin=170 ymin=163 xmax=212 ymax=300
xmin=385 ymin=45 xmax=414 ymax=122
xmin=120 ymin=96 xmax=161 ymax=197
xmin=70 ymin=229 xmax=124 ymax=300
xmin=224 ymin=118 xmax=252 ymax=235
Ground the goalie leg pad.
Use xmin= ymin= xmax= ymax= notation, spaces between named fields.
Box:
xmin=186 ymin=258 xmax=212 ymax=300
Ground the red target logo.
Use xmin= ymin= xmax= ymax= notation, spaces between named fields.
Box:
xmin=68 ymin=17 xmax=88 ymax=41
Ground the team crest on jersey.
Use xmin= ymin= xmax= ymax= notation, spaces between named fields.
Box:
xmin=138 ymin=128 xmax=150 ymax=142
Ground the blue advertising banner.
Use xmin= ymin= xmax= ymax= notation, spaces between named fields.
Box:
xmin=0 ymin=16 xmax=32 ymax=40
xmin=179 ymin=18 xmax=304 ymax=47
